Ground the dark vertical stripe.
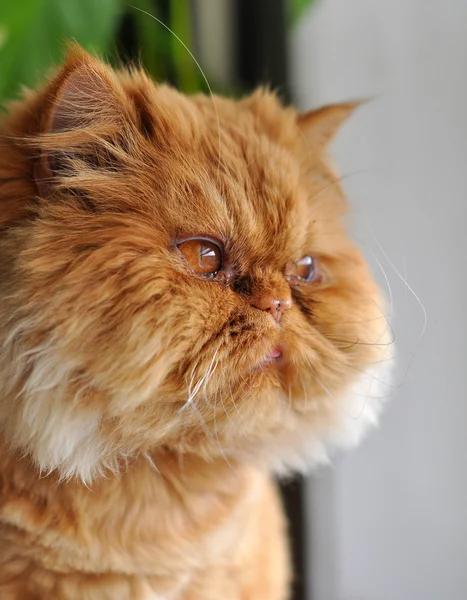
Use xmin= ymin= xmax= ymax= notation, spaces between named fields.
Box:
xmin=280 ymin=477 xmax=307 ymax=600
xmin=236 ymin=0 xmax=290 ymax=102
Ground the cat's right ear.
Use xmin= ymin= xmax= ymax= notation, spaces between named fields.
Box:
xmin=34 ymin=44 xmax=129 ymax=198
xmin=297 ymin=101 xmax=365 ymax=150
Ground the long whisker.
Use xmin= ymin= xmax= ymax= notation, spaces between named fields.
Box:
xmin=144 ymin=451 xmax=159 ymax=473
xmin=180 ymin=347 xmax=233 ymax=458
xmin=300 ymin=329 xmax=396 ymax=348
xmin=202 ymin=350 xmax=220 ymax=406
xmin=312 ymin=370 xmax=376 ymax=421
xmin=311 ymin=315 xmax=387 ymax=326
xmin=219 ymin=387 xmax=241 ymax=434
xmin=180 ymin=346 xmax=220 ymax=412
xmin=226 ymin=375 xmax=241 ymax=418
xmin=129 ymin=5 xmax=223 ymax=181
xmin=329 ymin=354 xmax=406 ymax=389
xmin=301 ymin=290 xmax=397 ymax=354
xmin=363 ymin=248 xmax=394 ymax=343
xmin=364 ymin=215 xmax=427 ymax=349
xmin=184 ymin=401 xmax=214 ymax=440
xmin=305 ymin=169 xmax=376 ymax=204
xmin=180 ymin=357 xmax=202 ymax=411
xmin=209 ymin=363 xmax=234 ymax=467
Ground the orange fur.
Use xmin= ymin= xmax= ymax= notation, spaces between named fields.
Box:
xmin=0 ymin=46 xmax=391 ymax=598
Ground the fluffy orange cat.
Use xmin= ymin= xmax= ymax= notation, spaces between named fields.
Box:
xmin=0 ymin=45 xmax=391 ymax=599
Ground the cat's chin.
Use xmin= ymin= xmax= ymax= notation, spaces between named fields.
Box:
xmin=240 ymin=357 xmax=394 ymax=477
xmin=250 ymin=351 xmax=284 ymax=375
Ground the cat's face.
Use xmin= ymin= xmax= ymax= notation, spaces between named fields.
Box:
xmin=0 ymin=47 xmax=391 ymax=481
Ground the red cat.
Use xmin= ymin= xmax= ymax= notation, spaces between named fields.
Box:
xmin=0 ymin=45 xmax=391 ymax=599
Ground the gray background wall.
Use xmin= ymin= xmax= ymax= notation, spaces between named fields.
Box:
xmin=291 ymin=1 xmax=467 ymax=599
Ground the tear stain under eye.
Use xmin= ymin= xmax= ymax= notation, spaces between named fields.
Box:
xmin=232 ymin=275 xmax=253 ymax=296
xmin=291 ymin=290 xmax=319 ymax=320
xmin=298 ymin=303 xmax=315 ymax=320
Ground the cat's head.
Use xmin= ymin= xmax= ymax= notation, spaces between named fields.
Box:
xmin=0 ymin=46 xmax=392 ymax=482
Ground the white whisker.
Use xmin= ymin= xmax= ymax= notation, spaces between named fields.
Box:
xmin=144 ymin=451 xmax=159 ymax=473
xmin=129 ymin=5 xmax=223 ymax=181
xmin=365 ymin=215 xmax=427 ymax=349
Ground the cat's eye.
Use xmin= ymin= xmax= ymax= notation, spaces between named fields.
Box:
xmin=177 ymin=238 xmax=223 ymax=276
xmin=287 ymin=255 xmax=321 ymax=284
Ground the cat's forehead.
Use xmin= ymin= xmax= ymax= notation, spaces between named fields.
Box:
xmin=147 ymin=90 xmax=311 ymax=263
xmin=219 ymin=134 xmax=309 ymax=264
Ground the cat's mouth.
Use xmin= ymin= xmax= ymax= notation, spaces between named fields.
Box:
xmin=266 ymin=346 xmax=282 ymax=360
xmin=247 ymin=345 xmax=284 ymax=374
xmin=258 ymin=345 xmax=285 ymax=369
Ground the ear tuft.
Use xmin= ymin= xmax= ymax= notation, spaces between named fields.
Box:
xmin=46 ymin=44 xmax=124 ymax=133
xmin=297 ymin=100 xmax=367 ymax=148
xmin=34 ymin=44 xmax=128 ymax=198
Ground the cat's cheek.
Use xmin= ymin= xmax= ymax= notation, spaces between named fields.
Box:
xmin=267 ymin=356 xmax=394 ymax=476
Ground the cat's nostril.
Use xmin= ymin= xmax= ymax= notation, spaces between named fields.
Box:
xmin=252 ymin=295 xmax=292 ymax=323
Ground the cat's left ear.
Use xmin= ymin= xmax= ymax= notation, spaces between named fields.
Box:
xmin=34 ymin=44 xmax=131 ymax=198
xmin=297 ymin=101 xmax=364 ymax=149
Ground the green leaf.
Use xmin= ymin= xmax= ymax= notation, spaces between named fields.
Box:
xmin=289 ymin=0 xmax=315 ymax=25
xmin=127 ymin=0 xmax=172 ymax=83
xmin=127 ymin=0 xmax=205 ymax=93
xmin=168 ymin=0 xmax=202 ymax=93
xmin=0 ymin=0 xmax=123 ymax=104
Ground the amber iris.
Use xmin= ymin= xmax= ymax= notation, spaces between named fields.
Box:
xmin=177 ymin=239 xmax=223 ymax=276
xmin=291 ymin=255 xmax=318 ymax=282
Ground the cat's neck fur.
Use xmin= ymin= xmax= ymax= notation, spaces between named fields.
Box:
xmin=0 ymin=438 xmax=263 ymax=576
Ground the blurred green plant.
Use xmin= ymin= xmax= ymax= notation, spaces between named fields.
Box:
xmin=290 ymin=0 xmax=315 ymax=24
xmin=0 ymin=0 xmax=208 ymax=104
xmin=128 ymin=0 xmax=202 ymax=93
xmin=0 ymin=0 xmax=122 ymax=103
xmin=0 ymin=0 xmax=315 ymax=105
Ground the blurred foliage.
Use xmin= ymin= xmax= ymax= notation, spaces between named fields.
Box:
xmin=0 ymin=0 xmax=315 ymax=105
xmin=0 ymin=0 xmax=122 ymax=103
xmin=290 ymin=0 xmax=315 ymax=24
xmin=128 ymin=0 xmax=201 ymax=93
xmin=0 ymin=0 xmax=204 ymax=103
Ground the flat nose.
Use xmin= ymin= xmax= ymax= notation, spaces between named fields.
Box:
xmin=252 ymin=295 xmax=292 ymax=323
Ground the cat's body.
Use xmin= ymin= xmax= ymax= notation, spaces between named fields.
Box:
xmin=0 ymin=442 xmax=288 ymax=599
xmin=0 ymin=46 xmax=391 ymax=599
